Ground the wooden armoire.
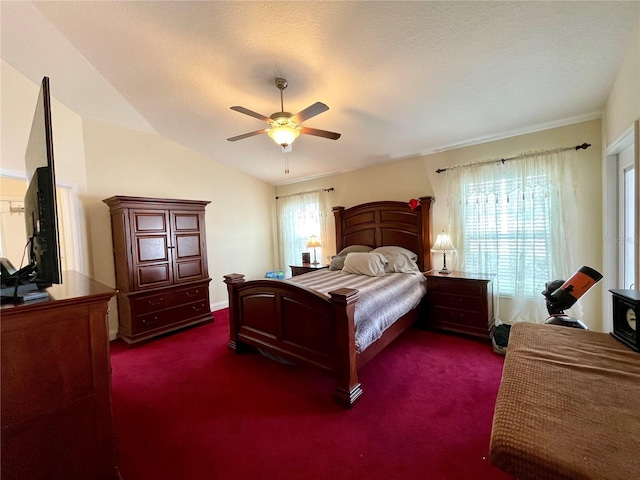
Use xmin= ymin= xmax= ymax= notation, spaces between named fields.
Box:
xmin=103 ymin=196 xmax=212 ymax=345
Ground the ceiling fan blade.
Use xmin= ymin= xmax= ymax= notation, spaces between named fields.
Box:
xmin=291 ymin=102 xmax=329 ymax=123
xmin=227 ymin=129 xmax=268 ymax=142
xmin=230 ymin=106 xmax=271 ymax=123
xmin=300 ymin=126 xmax=341 ymax=140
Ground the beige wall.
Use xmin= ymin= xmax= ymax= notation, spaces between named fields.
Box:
xmin=0 ymin=176 xmax=27 ymax=197
xmin=1 ymin=64 xmax=277 ymax=338
xmin=1 ymin=62 xmax=89 ymax=189
xmin=603 ymin=18 xmax=639 ymax=147
xmin=276 ymin=119 xmax=604 ymax=329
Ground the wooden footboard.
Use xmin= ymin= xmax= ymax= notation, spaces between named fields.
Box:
xmin=224 ymin=274 xmax=363 ymax=407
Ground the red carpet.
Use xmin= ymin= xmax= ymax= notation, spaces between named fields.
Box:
xmin=110 ymin=309 xmax=513 ymax=480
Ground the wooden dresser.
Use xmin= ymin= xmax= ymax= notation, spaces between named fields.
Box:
xmin=103 ymin=196 xmax=213 ymax=345
xmin=1 ymin=271 xmax=119 ymax=480
xmin=425 ymin=271 xmax=495 ymax=340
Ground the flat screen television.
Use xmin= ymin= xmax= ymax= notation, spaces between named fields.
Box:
xmin=24 ymin=76 xmax=62 ymax=286
xmin=0 ymin=77 xmax=62 ymax=300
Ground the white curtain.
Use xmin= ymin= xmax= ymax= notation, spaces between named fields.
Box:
xmin=276 ymin=190 xmax=331 ymax=277
xmin=447 ymin=149 xmax=581 ymax=324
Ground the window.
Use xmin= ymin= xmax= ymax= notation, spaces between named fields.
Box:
xmin=464 ymin=175 xmax=552 ymax=297
xmin=619 ymin=144 xmax=635 ymax=288
xmin=276 ymin=190 xmax=330 ymax=276
xmin=448 ymin=148 xmax=580 ymax=324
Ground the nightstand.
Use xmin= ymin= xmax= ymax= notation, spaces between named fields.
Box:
xmin=425 ymin=271 xmax=495 ymax=340
xmin=290 ymin=263 xmax=328 ymax=277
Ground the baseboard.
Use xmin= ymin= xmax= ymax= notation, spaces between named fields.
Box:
xmin=211 ymin=299 xmax=229 ymax=312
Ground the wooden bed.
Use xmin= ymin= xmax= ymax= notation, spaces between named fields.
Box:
xmin=224 ymin=197 xmax=434 ymax=407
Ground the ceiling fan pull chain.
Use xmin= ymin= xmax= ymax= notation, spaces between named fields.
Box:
xmin=284 ymin=154 xmax=289 ymax=174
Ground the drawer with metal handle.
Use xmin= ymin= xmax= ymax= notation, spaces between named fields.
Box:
xmin=174 ymin=285 xmax=209 ymax=304
xmin=429 ymin=292 xmax=483 ymax=312
xmin=133 ymin=300 xmax=210 ymax=334
xmin=130 ymin=291 xmax=176 ymax=315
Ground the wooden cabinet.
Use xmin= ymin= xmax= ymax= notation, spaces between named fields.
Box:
xmin=290 ymin=263 xmax=328 ymax=277
xmin=1 ymin=271 xmax=119 ymax=480
xmin=103 ymin=196 xmax=212 ymax=345
xmin=425 ymin=271 xmax=495 ymax=340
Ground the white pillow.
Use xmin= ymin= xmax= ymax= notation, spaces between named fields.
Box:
xmin=341 ymin=252 xmax=388 ymax=277
xmin=372 ymin=246 xmax=418 ymax=261
xmin=382 ymin=251 xmax=420 ymax=273
xmin=337 ymin=245 xmax=373 ymax=256
xmin=329 ymin=255 xmax=346 ymax=270
xmin=330 ymin=245 xmax=373 ymax=270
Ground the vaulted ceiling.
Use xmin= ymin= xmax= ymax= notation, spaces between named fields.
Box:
xmin=2 ymin=1 xmax=638 ymax=185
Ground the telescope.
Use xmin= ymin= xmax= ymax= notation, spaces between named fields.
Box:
xmin=542 ymin=266 xmax=603 ymax=329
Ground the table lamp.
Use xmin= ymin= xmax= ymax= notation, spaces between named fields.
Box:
xmin=431 ymin=232 xmax=456 ymax=274
xmin=306 ymin=235 xmax=321 ymax=265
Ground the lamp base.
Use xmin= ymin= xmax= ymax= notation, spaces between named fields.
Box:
xmin=311 ymin=261 xmax=319 ymax=265
xmin=439 ymin=268 xmax=451 ymax=274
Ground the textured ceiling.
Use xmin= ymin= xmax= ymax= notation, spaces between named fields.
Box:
xmin=2 ymin=1 xmax=638 ymax=185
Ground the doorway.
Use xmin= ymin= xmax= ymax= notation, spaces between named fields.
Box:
xmin=603 ymin=120 xmax=640 ymax=330
xmin=0 ymin=175 xmax=80 ymax=274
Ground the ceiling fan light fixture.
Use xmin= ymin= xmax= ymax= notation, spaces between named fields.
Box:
xmin=228 ymin=77 xmax=340 ymax=150
xmin=268 ymin=125 xmax=300 ymax=147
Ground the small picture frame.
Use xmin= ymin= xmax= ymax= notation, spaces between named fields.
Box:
xmin=302 ymin=252 xmax=311 ymax=264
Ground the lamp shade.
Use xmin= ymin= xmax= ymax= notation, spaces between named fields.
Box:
xmin=268 ymin=125 xmax=300 ymax=147
xmin=306 ymin=235 xmax=321 ymax=248
xmin=431 ymin=232 xmax=456 ymax=252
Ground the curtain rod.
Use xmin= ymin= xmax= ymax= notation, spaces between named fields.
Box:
xmin=275 ymin=187 xmax=334 ymax=200
xmin=435 ymin=143 xmax=591 ymax=174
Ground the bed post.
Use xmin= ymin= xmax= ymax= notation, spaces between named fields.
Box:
xmin=223 ymin=274 xmax=245 ymax=352
xmin=419 ymin=196 xmax=434 ymax=271
xmin=332 ymin=206 xmax=345 ymax=253
xmin=329 ymin=287 xmax=362 ymax=407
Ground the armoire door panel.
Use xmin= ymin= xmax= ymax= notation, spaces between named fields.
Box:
xmin=175 ymin=259 xmax=205 ymax=282
xmin=136 ymin=236 xmax=170 ymax=263
xmin=136 ymin=264 xmax=172 ymax=289
xmin=175 ymin=234 xmax=202 ymax=259
xmin=133 ymin=211 xmax=168 ymax=233
xmin=173 ymin=212 xmax=200 ymax=232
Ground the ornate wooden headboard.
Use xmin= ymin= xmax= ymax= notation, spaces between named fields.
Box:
xmin=332 ymin=196 xmax=434 ymax=271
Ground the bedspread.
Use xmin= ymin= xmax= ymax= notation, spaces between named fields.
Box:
xmin=490 ymin=322 xmax=640 ymax=480
xmin=290 ymin=270 xmax=427 ymax=352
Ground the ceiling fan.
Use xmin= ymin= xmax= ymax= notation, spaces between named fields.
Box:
xmin=227 ymin=78 xmax=341 ymax=149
